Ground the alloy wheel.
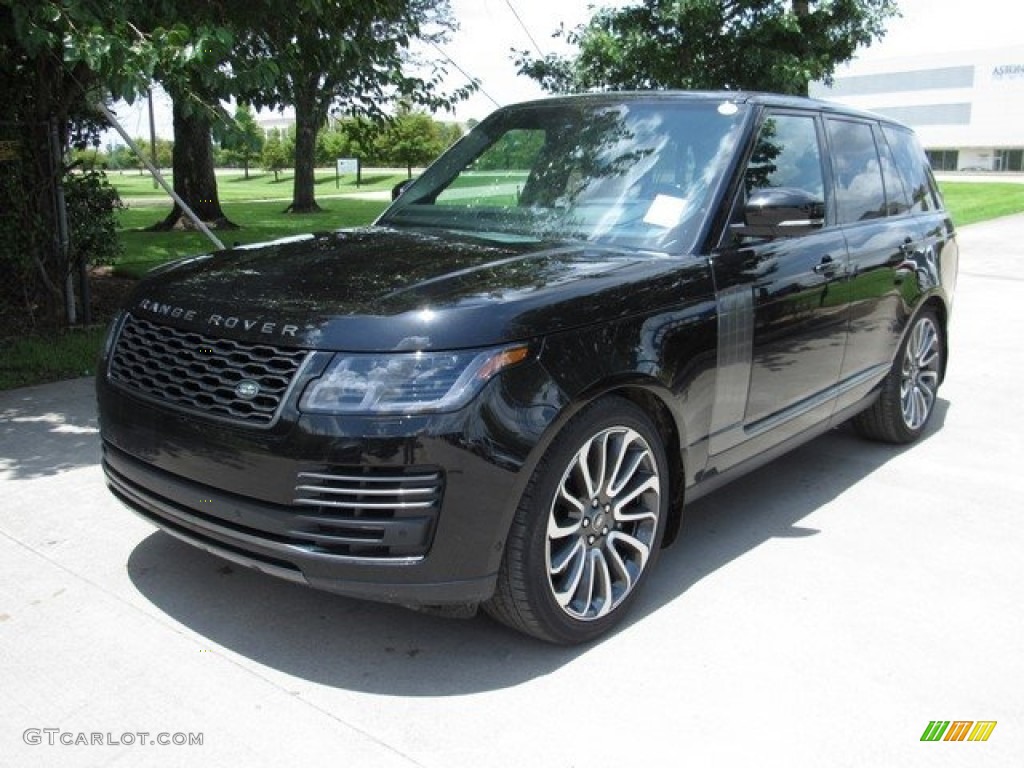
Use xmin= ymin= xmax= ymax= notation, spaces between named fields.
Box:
xmin=545 ymin=426 xmax=662 ymax=621
xmin=900 ymin=316 xmax=941 ymax=431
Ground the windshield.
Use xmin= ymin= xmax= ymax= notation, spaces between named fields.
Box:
xmin=378 ymin=99 xmax=749 ymax=253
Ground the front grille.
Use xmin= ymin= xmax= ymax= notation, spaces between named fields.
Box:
xmin=109 ymin=314 xmax=308 ymax=426
xmin=291 ymin=467 xmax=444 ymax=558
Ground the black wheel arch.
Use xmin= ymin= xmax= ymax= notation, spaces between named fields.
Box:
xmin=504 ymin=378 xmax=689 ymax=557
xmin=910 ymin=294 xmax=951 ymax=384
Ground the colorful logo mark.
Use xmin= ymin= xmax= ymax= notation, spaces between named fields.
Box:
xmin=921 ymin=721 xmax=997 ymax=742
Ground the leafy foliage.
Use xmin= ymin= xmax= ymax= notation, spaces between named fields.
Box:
xmin=0 ymin=0 xmax=475 ymax=325
xmin=261 ymin=129 xmax=289 ymax=181
xmin=374 ymin=110 xmax=460 ymax=176
xmin=474 ymin=130 xmax=545 ymax=171
xmin=0 ymin=0 xmax=241 ymax=327
xmin=310 ymin=114 xmax=463 ymax=171
xmin=232 ymin=0 xmax=475 ymax=211
xmin=133 ymin=138 xmax=175 ymax=170
xmin=0 ymin=122 xmax=53 ymax=330
xmin=517 ymin=0 xmax=900 ymax=96
xmin=64 ymin=169 xmax=124 ymax=269
xmin=217 ymin=104 xmax=265 ymax=178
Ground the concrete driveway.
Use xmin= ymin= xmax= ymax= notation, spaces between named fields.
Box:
xmin=2 ymin=216 xmax=1022 ymax=767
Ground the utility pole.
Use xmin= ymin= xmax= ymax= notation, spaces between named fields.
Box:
xmin=148 ymin=87 xmax=158 ymax=189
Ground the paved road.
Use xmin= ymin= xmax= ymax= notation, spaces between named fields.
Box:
xmin=2 ymin=217 xmax=1022 ymax=767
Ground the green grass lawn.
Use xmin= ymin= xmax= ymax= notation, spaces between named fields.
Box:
xmin=112 ymin=168 xmax=408 ymax=203
xmin=0 ymin=326 xmax=107 ymax=390
xmin=939 ymin=182 xmax=1024 ymax=227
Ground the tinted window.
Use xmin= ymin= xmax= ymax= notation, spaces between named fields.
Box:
xmin=883 ymin=125 xmax=939 ymax=213
xmin=827 ymin=119 xmax=886 ymax=224
xmin=744 ymin=113 xmax=824 ymax=199
xmin=381 ymin=100 xmax=748 ymax=253
xmin=877 ymin=127 xmax=911 ymax=216
xmin=435 ymin=129 xmax=543 ymax=208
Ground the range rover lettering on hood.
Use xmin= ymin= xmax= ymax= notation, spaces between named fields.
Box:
xmin=136 ymin=297 xmax=300 ymax=337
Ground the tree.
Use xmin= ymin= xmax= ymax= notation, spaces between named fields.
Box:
xmin=139 ymin=3 xmax=300 ymax=232
xmin=517 ymin=0 xmax=900 ymax=97
xmin=146 ymin=11 xmax=248 ymax=232
xmin=235 ymin=0 xmax=474 ymax=213
xmin=0 ymin=0 xmax=215 ymax=327
xmin=316 ymin=126 xmax=349 ymax=167
xmin=261 ymin=129 xmax=288 ymax=182
xmin=336 ymin=117 xmax=384 ymax=166
xmin=438 ymin=121 xmax=465 ymax=150
xmin=106 ymin=143 xmax=137 ymax=170
xmin=375 ymin=109 xmax=448 ymax=177
xmin=134 ymin=138 xmax=174 ymax=170
xmin=160 ymin=91 xmax=239 ymax=229
xmin=218 ymin=103 xmax=264 ymax=178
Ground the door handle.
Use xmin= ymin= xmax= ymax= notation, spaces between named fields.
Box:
xmin=813 ymin=255 xmax=839 ymax=275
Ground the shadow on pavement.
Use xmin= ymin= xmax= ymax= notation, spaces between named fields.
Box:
xmin=126 ymin=400 xmax=948 ymax=696
xmin=640 ymin=403 xmax=947 ymax=611
xmin=0 ymin=377 xmax=100 ymax=479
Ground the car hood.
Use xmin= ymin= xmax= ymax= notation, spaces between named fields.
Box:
xmin=125 ymin=226 xmax=699 ymax=351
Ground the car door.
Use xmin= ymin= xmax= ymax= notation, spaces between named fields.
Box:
xmin=707 ymin=109 xmax=850 ymax=466
xmin=825 ymin=118 xmax=935 ymax=414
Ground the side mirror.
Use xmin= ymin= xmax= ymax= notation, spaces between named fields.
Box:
xmin=391 ymin=179 xmax=415 ymax=201
xmin=733 ymin=187 xmax=825 ymax=238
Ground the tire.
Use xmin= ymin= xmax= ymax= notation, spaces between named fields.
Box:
xmin=484 ymin=397 xmax=669 ymax=644
xmin=854 ymin=309 xmax=944 ymax=444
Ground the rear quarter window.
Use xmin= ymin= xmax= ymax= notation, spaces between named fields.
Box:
xmin=877 ymin=128 xmax=912 ymax=216
xmin=882 ymin=125 xmax=942 ymax=214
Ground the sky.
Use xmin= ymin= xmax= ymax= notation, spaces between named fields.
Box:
xmin=104 ymin=0 xmax=1019 ymax=142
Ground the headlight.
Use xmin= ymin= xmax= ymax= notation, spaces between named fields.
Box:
xmin=300 ymin=345 xmax=529 ymax=415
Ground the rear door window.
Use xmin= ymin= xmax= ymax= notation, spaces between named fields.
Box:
xmin=826 ymin=118 xmax=886 ymax=224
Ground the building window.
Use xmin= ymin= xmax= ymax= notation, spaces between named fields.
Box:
xmin=926 ymin=150 xmax=959 ymax=171
xmin=822 ymin=66 xmax=975 ymax=97
xmin=873 ymin=103 xmax=972 ymax=127
xmin=996 ymin=149 xmax=1023 ymax=172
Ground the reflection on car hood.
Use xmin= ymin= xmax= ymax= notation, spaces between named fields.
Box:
xmin=126 ymin=226 xmax=700 ymax=351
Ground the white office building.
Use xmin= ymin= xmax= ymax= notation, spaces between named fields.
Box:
xmin=811 ymin=45 xmax=1024 ymax=172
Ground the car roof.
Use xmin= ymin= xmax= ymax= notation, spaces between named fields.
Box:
xmin=504 ymin=90 xmax=909 ymax=131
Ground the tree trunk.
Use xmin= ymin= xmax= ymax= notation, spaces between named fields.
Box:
xmin=18 ymin=54 xmax=67 ymax=328
xmin=287 ymin=89 xmax=322 ymax=213
xmin=152 ymin=97 xmax=237 ymax=231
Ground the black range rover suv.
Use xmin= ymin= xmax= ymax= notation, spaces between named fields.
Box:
xmin=97 ymin=92 xmax=957 ymax=644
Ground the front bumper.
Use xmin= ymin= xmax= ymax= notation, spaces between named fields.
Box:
xmin=97 ymin=360 xmax=559 ymax=605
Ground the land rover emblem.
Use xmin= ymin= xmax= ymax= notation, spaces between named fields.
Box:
xmin=235 ymin=380 xmax=260 ymax=399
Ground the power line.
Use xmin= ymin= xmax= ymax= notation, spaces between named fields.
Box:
xmin=504 ymin=0 xmax=545 ymax=58
xmin=427 ymin=40 xmax=502 ymax=109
